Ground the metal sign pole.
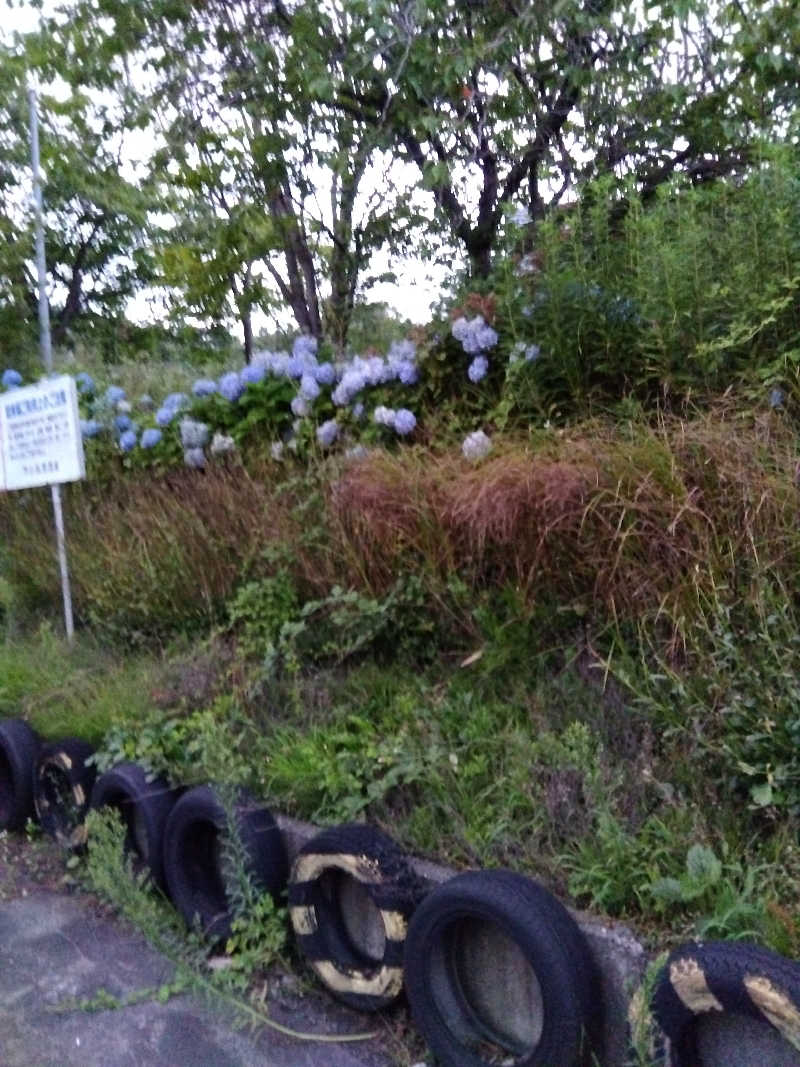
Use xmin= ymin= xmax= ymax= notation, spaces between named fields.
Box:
xmin=28 ymin=84 xmax=74 ymax=643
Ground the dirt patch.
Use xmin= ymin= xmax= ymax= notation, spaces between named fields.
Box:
xmin=0 ymin=828 xmax=75 ymax=899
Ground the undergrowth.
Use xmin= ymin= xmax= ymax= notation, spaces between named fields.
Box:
xmin=82 ymin=806 xmax=376 ymax=1044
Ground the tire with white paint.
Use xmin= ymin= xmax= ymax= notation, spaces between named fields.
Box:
xmin=33 ymin=738 xmax=96 ymax=848
xmin=403 ymin=869 xmax=602 ymax=1067
xmin=0 ymin=719 xmax=40 ymax=831
xmin=651 ymin=940 xmax=800 ymax=1065
xmin=90 ymin=761 xmax=180 ymax=890
xmin=161 ymin=784 xmax=288 ymax=941
xmin=288 ymin=823 xmax=423 ymax=1011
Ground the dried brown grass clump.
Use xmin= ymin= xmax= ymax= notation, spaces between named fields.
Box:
xmin=4 ymin=407 xmax=798 ymax=644
xmin=324 ymin=410 xmax=800 ymax=629
xmin=443 ymin=455 xmax=595 ymax=588
xmin=328 ymin=451 xmax=453 ymax=591
xmin=67 ymin=464 xmax=278 ymax=634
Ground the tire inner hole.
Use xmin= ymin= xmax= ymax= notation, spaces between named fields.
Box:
xmin=319 ymin=869 xmax=386 ymax=964
xmin=183 ymin=820 xmax=227 ymax=924
xmin=40 ymin=764 xmax=79 ymax=830
xmin=434 ymin=916 xmax=544 ymax=1060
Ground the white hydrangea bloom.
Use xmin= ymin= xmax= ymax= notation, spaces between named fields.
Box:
xmin=462 ymin=430 xmax=492 ymax=462
xmin=210 ymin=432 xmax=236 ymax=456
xmin=180 ymin=417 xmax=210 ymax=449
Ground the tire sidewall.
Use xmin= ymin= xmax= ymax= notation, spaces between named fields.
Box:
xmin=404 ymin=871 xmax=597 ymax=1067
xmin=90 ymin=761 xmax=178 ymax=888
xmin=0 ymin=719 xmax=39 ymax=831
xmin=162 ymin=784 xmax=286 ymax=940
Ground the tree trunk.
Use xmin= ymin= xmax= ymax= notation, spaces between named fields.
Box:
xmin=242 ymin=308 xmax=253 ymax=362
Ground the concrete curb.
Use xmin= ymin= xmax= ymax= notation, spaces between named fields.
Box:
xmin=277 ymin=813 xmax=647 ymax=1066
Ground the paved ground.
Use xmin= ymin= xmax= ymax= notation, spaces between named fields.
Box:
xmin=0 ymin=835 xmax=420 ymax=1067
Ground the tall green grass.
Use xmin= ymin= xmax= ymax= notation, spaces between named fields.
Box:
xmin=486 ymin=145 xmax=800 ymax=413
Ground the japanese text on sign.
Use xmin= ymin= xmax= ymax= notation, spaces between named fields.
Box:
xmin=0 ymin=376 xmax=85 ymax=490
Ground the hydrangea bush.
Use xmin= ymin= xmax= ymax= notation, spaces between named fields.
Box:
xmin=55 ymin=331 xmax=432 ymax=470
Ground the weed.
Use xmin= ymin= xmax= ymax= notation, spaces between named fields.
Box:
xmin=0 ymin=624 xmax=159 ymax=745
xmin=83 ymin=807 xmax=375 ymax=1043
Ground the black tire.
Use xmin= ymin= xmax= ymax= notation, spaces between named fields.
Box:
xmin=0 ymin=719 xmax=40 ymax=831
xmin=403 ymin=869 xmax=603 ymax=1067
xmin=162 ymin=784 xmax=288 ymax=941
xmin=89 ymin=762 xmax=180 ymax=890
xmin=651 ymin=939 xmax=800 ymax=1065
xmin=288 ymin=822 xmax=424 ymax=1012
xmin=33 ymin=738 xmax=96 ymax=848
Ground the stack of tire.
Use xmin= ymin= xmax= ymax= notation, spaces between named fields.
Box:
xmin=0 ymin=716 xmax=605 ymax=1065
xmin=6 ymin=716 xmax=800 ymax=1066
xmin=0 ymin=720 xmax=288 ymax=942
xmin=287 ymin=823 xmax=604 ymax=1066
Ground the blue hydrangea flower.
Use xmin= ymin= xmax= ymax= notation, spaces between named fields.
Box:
xmin=365 ymin=356 xmax=390 ymax=386
xmin=253 ymin=351 xmax=289 ymax=377
xmin=114 ymin=414 xmax=133 ymax=433
xmin=769 ymin=386 xmax=786 ymax=409
xmin=2 ymin=368 xmax=22 ymax=388
xmin=388 ymin=339 xmax=416 ymax=361
xmin=397 ymin=362 xmax=418 ymax=385
xmin=300 ymin=373 xmax=320 ymax=401
xmin=218 ymin=372 xmax=244 ymax=403
xmin=352 ymin=402 xmax=365 ymax=419
xmin=241 ymin=363 xmax=266 ymax=386
xmin=80 ymin=419 xmax=102 ymax=438
xmin=510 ymin=341 xmax=540 ymax=364
xmin=180 ymin=418 xmax=210 ymax=449
xmin=316 ymin=419 xmax=339 ymax=447
xmin=155 ymin=406 xmax=175 ymax=427
xmin=140 ymin=428 xmax=162 ymax=449
xmin=332 ymin=368 xmax=367 ymax=406
xmin=393 ymin=409 xmax=417 ymax=435
xmin=163 ymin=392 xmax=189 ymax=412
xmin=119 ymin=429 xmax=137 ymax=452
xmin=192 ymin=378 xmax=217 ymax=397
xmin=105 ymin=385 xmax=126 ymax=406
xmin=291 ymin=394 xmax=310 ymax=417
xmin=452 ymin=316 xmax=498 ymax=355
xmin=293 ymin=335 xmax=318 ymax=362
xmin=138 ymin=394 xmax=155 ymax=411
xmin=314 ymin=362 xmax=336 ymax=386
xmin=75 ymin=371 xmax=95 ymax=394
xmin=468 ymin=355 xmax=489 ymax=383
xmin=183 ymin=447 xmax=206 ymax=469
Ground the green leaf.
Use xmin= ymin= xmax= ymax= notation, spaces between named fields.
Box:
xmin=650 ymin=877 xmax=685 ymax=903
xmin=685 ymin=844 xmax=722 ymax=886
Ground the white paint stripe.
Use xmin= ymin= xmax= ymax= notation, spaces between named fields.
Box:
xmin=289 ymin=905 xmax=318 ymax=936
xmin=292 ymin=851 xmax=384 ymax=886
xmin=669 ymin=958 xmax=723 ymax=1014
xmin=311 ymin=959 xmax=404 ymax=999
xmin=744 ymin=975 xmax=800 ymax=1050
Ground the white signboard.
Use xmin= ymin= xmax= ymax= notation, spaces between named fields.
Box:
xmin=0 ymin=375 xmax=85 ymax=491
